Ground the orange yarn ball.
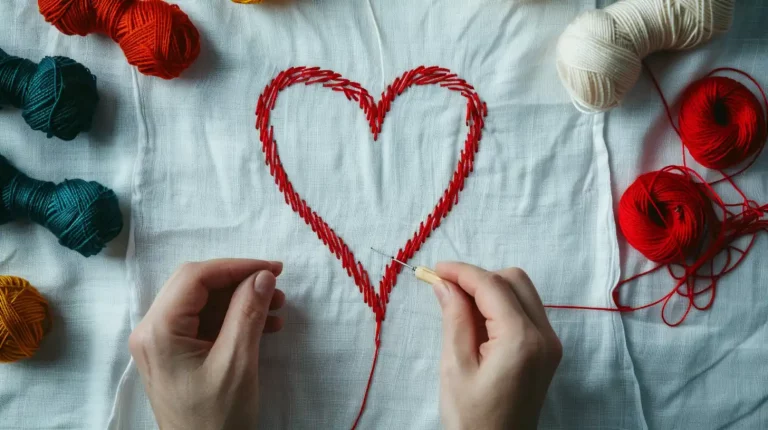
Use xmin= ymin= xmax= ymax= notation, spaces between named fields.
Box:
xmin=38 ymin=0 xmax=200 ymax=79
xmin=0 ymin=276 xmax=51 ymax=363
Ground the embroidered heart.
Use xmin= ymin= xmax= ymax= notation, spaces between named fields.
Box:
xmin=255 ymin=66 xmax=486 ymax=427
xmin=256 ymin=66 xmax=486 ymax=321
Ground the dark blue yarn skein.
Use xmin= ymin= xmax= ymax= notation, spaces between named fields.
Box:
xmin=0 ymin=155 xmax=122 ymax=257
xmin=0 ymin=48 xmax=98 ymax=141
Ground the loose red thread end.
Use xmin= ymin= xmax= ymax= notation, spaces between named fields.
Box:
xmin=351 ymin=319 xmax=383 ymax=430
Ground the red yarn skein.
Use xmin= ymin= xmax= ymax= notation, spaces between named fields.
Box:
xmin=38 ymin=0 xmax=200 ymax=79
xmin=618 ymin=169 xmax=717 ymax=265
xmin=548 ymin=68 xmax=768 ymax=326
xmin=679 ymin=76 xmax=766 ymax=170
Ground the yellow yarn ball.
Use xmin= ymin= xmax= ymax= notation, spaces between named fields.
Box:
xmin=232 ymin=0 xmax=263 ymax=3
xmin=0 ymin=276 xmax=50 ymax=363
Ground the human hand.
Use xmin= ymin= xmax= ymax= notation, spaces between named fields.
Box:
xmin=432 ymin=262 xmax=562 ymax=430
xmin=129 ymin=259 xmax=285 ymax=430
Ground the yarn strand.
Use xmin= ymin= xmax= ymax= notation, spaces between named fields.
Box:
xmin=351 ymin=321 xmax=382 ymax=430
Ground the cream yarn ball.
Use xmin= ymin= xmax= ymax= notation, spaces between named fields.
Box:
xmin=556 ymin=0 xmax=735 ymax=113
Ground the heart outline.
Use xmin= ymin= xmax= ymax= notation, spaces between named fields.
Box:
xmin=256 ymin=65 xmax=487 ymax=322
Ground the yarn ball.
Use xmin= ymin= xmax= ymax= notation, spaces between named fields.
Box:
xmin=37 ymin=0 xmax=201 ymax=79
xmin=618 ymin=170 xmax=716 ymax=264
xmin=679 ymin=76 xmax=766 ymax=169
xmin=0 ymin=48 xmax=98 ymax=141
xmin=0 ymin=155 xmax=123 ymax=257
xmin=0 ymin=276 xmax=50 ymax=363
xmin=232 ymin=0 xmax=263 ymax=3
xmin=556 ymin=0 xmax=735 ymax=112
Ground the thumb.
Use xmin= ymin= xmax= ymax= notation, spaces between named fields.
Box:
xmin=211 ymin=270 xmax=276 ymax=361
xmin=432 ymin=280 xmax=478 ymax=371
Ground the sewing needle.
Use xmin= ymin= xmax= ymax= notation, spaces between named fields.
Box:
xmin=370 ymin=247 xmax=444 ymax=286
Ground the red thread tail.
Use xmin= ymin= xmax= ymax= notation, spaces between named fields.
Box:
xmin=351 ymin=320 xmax=382 ymax=430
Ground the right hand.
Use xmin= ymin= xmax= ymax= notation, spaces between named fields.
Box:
xmin=432 ymin=262 xmax=562 ymax=430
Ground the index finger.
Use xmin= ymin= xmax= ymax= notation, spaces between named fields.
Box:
xmin=435 ymin=261 xmax=530 ymax=328
xmin=153 ymin=259 xmax=283 ymax=318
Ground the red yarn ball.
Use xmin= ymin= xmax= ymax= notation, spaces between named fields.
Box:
xmin=618 ymin=170 xmax=716 ymax=264
xmin=38 ymin=0 xmax=200 ymax=79
xmin=679 ymin=76 xmax=766 ymax=170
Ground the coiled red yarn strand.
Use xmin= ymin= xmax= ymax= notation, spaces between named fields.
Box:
xmin=679 ymin=75 xmax=766 ymax=170
xmin=619 ymin=169 xmax=718 ymax=265
xmin=38 ymin=0 xmax=200 ymax=79
xmin=650 ymin=67 xmax=768 ymax=183
xmin=547 ymin=67 xmax=768 ymax=327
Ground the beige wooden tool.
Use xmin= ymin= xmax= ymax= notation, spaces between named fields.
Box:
xmin=370 ymin=248 xmax=444 ymax=286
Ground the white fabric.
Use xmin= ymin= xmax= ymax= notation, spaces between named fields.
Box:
xmin=0 ymin=1 xmax=765 ymax=429
xmin=116 ymin=1 xmax=634 ymax=428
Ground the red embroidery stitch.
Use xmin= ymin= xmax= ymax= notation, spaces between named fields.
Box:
xmin=255 ymin=66 xmax=487 ymax=428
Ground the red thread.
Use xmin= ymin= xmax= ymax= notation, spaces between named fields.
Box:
xmin=38 ymin=0 xmax=200 ymax=79
xmin=618 ymin=170 xmax=717 ymax=265
xmin=351 ymin=321 xmax=381 ymax=430
xmin=255 ymin=66 xmax=486 ymax=428
xmin=547 ymin=68 xmax=768 ymax=327
xmin=679 ymin=76 xmax=767 ymax=170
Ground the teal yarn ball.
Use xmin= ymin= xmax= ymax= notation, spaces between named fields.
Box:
xmin=0 ymin=48 xmax=98 ymax=141
xmin=0 ymin=155 xmax=123 ymax=257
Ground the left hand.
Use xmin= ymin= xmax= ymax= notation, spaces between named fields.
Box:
xmin=129 ymin=259 xmax=285 ymax=430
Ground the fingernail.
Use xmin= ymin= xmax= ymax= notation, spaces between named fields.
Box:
xmin=270 ymin=261 xmax=283 ymax=273
xmin=432 ymin=281 xmax=451 ymax=305
xmin=253 ymin=271 xmax=275 ymax=294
